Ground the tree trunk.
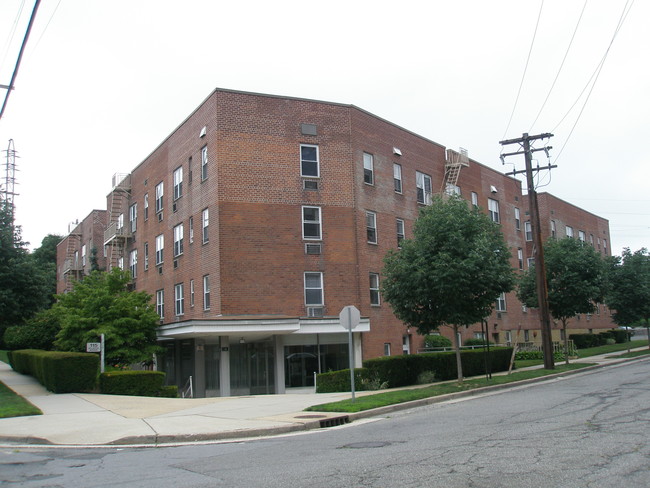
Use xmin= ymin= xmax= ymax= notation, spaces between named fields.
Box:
xmin=563 ymin=319 xmax=569 ymax=365
xmin=453 ymin=324 xmax=463 ymax=383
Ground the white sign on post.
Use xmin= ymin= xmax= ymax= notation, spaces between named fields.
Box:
xmin=340 ymin=305 xmax=360 ymax=401
xmin=86 ymin=342 xmax=101 ymax=353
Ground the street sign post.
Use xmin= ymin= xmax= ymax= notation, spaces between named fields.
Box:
xmin=86 ymin=334 xmax=105 ymax=373
xmin=340 ymin=305 xmax=360 ymax=401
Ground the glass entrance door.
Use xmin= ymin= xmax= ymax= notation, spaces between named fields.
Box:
xmin=230 ymin=342 xmax=275 ymax=396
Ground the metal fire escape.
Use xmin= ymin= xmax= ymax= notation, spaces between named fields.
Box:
xmin=104 ymin=173 xmax=132 ymax=270
xmin=442 ymin=147 xmax=469 ymax=194
xmin=62 ymin=221 xmax=83 ymax=292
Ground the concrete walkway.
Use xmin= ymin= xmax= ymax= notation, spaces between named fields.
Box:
xmin=1 ymin=347 xmax=649 ymax=447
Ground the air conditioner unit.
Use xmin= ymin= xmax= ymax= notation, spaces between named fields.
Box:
xmin=305 ymin=243 xmax=322 ymax=255
xmin=303 ymin=180 xmax=319 ymax=190
xmin=307 ymin=307 xmax=324 ymax=318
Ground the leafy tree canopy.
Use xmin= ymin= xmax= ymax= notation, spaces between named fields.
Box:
xmin=382 ymin=195 xmax=516 ymax=334
xmin=53 ymin=268 xmax=161 ymax=366
xmin=518 ymin=237 xmax=606 ymax=324
xmin=606 ymin=248 xmax=650 ymax=327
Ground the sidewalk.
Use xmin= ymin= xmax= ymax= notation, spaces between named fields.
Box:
xmin=1 ymin=348 xmax=648 ymax=447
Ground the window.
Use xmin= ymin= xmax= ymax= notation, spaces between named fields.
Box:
xmin=300 ymin=144 xmax=319 ymax=177
xmin=155 ymin=234 xmax=164 ymax=265
xmin=188 ymin=156 xmax=193 ymax=184
xmin=174 ymin=283 xmax=184 ymax=316
xmin=566 ymin=226 xmax=574 ymax=238
xmin=302 ymin=206 xmax=322 ymax=240
xmin=578 ymin=230 xmax=586 ymax=242
xmin=524 ymin=330 xmax=530 ymax=342
xmin=589 ymin=234 xmax=594 ymax=246
xmin=496 ymin=292 xmax=506 ymax=312
xmin=156 ymin=289 xmax=164 ymax=319
xmin=144 ymin=242 xmax=149 ymax=270
xmin=203 ymin=275 xmax=211 ymax=310
xmin=384 ymin=343 xmax=391 ymax=356
xmin=117 ymin=213 xmax=124 ymax=231
xmin=416 ymin=171 xmax=432 ymax=205
xmin=366 ymin=211 xmax=377 ymax=244
xmin=144 ymin=193 xmax=149 ymax=221
xmin=304 ymin=272 xmax=323 ymax=306
xmin=201 ymin=145 xmax=208 ymax=181
xmin=517 ymin=248 xmax=523 ymax=270
xmin=117 ymin=256 xmax=124 ymax=270
xmin=155 ymin=182 xmax=164 ymax=213
xmin=173 ymin=223 xmax=184 ymax=256
xmin=190 ymin=279 xmax=195 ymax=307
xmin=551 ymin=220 xmax=556 ymax=238
xmin=396 ymin=218 xmax=405 ymax=248
xmin=81 ymin=245 xmax=87 ymax=267
xmin=603 ymin=239 xmax=607 ymax=252
xmin=363 ymin=152 xmax=374 ymax=185
xmin=369 ymin=273 xmax=380 ymax=306
xmin=514 ymin=208 xmax=521 ymax=231
xmin=488 ymin=198 xmax=500 ymax=223
xmin=189 ymin=216 xmax=194 ymax=244
xmin=202 ymin=208 xmax=209 ymax=244
xmin=525 ymin=221 xmax=532 ymax=241
xmin=393 ymin=163 xmax=402 ymax=193
xmin=74 ymin=250 xmax=79 ymax=268
xmin=129 ymin=203 xmax=137 ymax=233
xmin=173 ymin=166 xmax=183 ymax=200
xmin=129 ymin=249 xmax=137 ymax=279
xmin=471 ymin=192 xmax=478 ymax=207
xmin=445 ymin=183 xmax=460 ymax=196
xmin=527 ymin=257 xmax=535 ymax=268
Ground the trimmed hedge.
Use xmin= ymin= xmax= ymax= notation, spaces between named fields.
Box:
xmin=99 ymin=370 xmax=172 ymax=397
xmin=316 ymin=348 xmax=513 ymax=392
xmin=9 ymin=349 xmax=99 ymax=393
xmin=570 ymin=330 xmax=630 ymax=349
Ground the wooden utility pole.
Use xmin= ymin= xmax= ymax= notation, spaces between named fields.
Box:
xmin=500 ymin=133 xmax=556 ymax=369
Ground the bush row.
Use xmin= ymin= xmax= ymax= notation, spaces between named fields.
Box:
xmin=316 ymin=348 xmax=513 ymax=393
xmin=9 ymin=349 xmax=99 ymax=393
xmin=99 ymin=370 xmax=177 ymax=397
xmin=570 ymin=329 xmax=630 ymax=349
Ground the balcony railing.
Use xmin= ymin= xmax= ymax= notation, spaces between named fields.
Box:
xmin=104 ymin=222 xmax=132 ymax=245
xmin=62 ymin=258 xmax=83 ymax=274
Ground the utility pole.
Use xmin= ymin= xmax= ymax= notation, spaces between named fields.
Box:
xmin=500 ymin=133 xmax=556 ymax=369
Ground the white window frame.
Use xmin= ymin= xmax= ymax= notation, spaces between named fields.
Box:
xmin=155 ymin=234 xmax=164 ymax=265
xmin=384 ymin=343 xmax=391 ymax=356
xmin=129 ymin=203 xmax=137 ymax=233
xmin=117 ymin=213 xmax=124 ymax=231
xmin=304 ymin=272 xmax=324 ymax=306
xmin=155 ymin=182 xmax=164 ymax=213
xmin=173 ymin=223 xmax=184 ymax=256
xmin=117 ymin=256 xmax=124 ymax=270
xmin=203 ymin=274 xmax=211 ymax=310
xmin=566 ymin=226 xmax=574 ymax=238
xmin=525 ymin=221 xmax=532 ymax=242
xmin=488 ymin=198 xmax=500 ymax=223
xmin=190 ymin=279 xmax=195 ymax=307
xmin=578 ymin=230 xmax=586 ymax=242
xmin=416 ymin=171 xmax=432 ymax=205
xmin=366 ymin=211 xmax=377 ymax=244
xmin=81 ymin=244 xmax=87 ymax=266
xmin=144 ymin=193 xmax=149 ymax=221
xmin=363 ymin=152 xmax=374 ymax=185
xmin=201 ymin=145 xmax=208 ymax=181
xmin=369 ymin=272 xmax=381 ymax=306
xmin=551 ymin=220 xmax=556 ymax=238
xmin=173 ymin=166 xmax=183 ymax=200
xmin=144 ymin=242 xmax=149 ymax=270
xmin=517 ymin=248 xmax=523 ymax=270
xmin=202 ymin=208 xmax=209 ymax=244
xmin=496 ymin=292 xmax=507 ymax=312
xmin=396 ymin=218 xmax=405 ymax=248
xmin=514 ymin=207 xmax=520 ymax=231
xmin=156 ymin=289 xmax=164 ymax=319
xmin=189 ymin=216 xmax=194 ymax=244
xmin=471 ymin=191 xmax=478 ymax=207
xmin=174 ymin=283 xmax=184 ymax=316
xmin=393 ymin=163 xmax=402 ymax=193
xmin=302 ymin=206 xmax=322 ymax=240
xmin=300 ymin=144 xmax=319 ymax=178
xmin=129 ymin=249 xmax=137 ymax=279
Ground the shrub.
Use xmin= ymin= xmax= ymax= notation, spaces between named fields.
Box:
xmin=158 ymin=385 xmax=178 ymax=398
xmin=316 ymin=368 xmax=375 ymax=393
xmin=423 ymin=335 xmax=452 ymax=349
xmin=605 ymin=338 xmax=616 ymax=345
xmin=416 ymin=370 xmax=438 ymax=384
xmin=99 ymin=370 xmax=167 ymax=397
xmin=464 ymin=338 xmax=493 ymax=347
xmin=3 ymin=310 xmax=60 ymax=351
xmin=9 ymin=349 xmax=98 ymax=393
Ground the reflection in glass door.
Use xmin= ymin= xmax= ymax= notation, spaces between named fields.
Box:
xmin=204 ymin=344 xmax=220 ymax=397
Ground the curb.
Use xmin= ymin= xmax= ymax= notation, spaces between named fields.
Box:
xmin=2 ymin=354 xmax=649 ymax=448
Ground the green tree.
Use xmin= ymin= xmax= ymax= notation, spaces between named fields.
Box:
xmin=53 ymin=268 xmax=161 ymax=366
xmin=382 ymin=195 xmax=516 ymax=382
xmin=606 ymin=248 xmax=650 ymax=347
xmin=517 ymin=237 xmax=606 ymax=363
xmin=0 ymin=199 xmax=51 ymax=346
xmin=29 ymin=234 xmax=63 ymax=307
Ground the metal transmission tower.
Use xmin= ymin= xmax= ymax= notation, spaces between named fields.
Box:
xmin=2 ymin=139 xmax=19 ymax=221
xmin=500 ymin=132 xmax=556 ymax=369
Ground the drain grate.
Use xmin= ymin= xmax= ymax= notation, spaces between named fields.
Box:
xmin=319 ymin=416 xmax=350 ymax=428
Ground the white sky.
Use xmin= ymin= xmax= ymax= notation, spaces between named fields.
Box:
xmin=0 ymin=0 xmax=647 ymax=256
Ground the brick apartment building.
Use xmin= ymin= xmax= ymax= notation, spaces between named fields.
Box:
xmin=56 ymin=88 xmax=614 ymax=397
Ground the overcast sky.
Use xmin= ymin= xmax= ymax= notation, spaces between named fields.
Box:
xmin=0 ymin=0 xmax=647 ymax=256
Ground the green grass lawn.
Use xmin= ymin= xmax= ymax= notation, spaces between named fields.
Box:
xmin=306 ymin=363 xmax=592 ymax=413
xmin=0 ymin=380 xmax=42 ymax=418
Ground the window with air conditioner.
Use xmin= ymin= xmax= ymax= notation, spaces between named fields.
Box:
xmin=416 ymin=171 xmax=432 ymax=205
xmin=300 ymin=144 xmax=319 ymax=178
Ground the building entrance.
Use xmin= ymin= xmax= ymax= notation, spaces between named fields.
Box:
xmin=230 ymin=341 xmax=275 ymax=395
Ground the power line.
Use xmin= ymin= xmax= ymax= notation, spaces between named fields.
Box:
xmin=501 ymin=0 xmax=545 ymax=141
xmin=0 ymin=0 xmax=27 ymax=72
